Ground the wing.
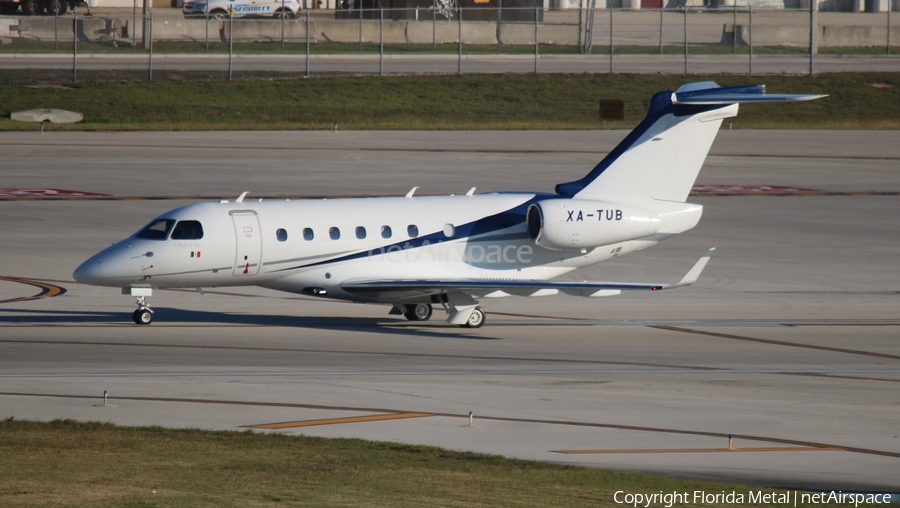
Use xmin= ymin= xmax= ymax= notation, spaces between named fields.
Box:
xmin=341 ymin=248 xmax=715 ymax=300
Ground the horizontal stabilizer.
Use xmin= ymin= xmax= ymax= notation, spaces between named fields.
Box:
xmin=342 ymin=249 xmax=715 ymax=299
xmin=673 ymin=83 xmax=826 ymax=104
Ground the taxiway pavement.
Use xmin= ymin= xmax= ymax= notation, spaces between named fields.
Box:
xmin=1 ymin=130 xmax=899 ymax=492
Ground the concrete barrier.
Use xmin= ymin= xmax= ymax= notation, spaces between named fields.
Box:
xmin=3 ymin=14 xmax=897 ymax=47
xmin=150 ymin=17 xmax=215 ymax=42
xmin=736 ymin=23 xmax=899 ymax=46
xmin=820 ymin=24 xmax=899 ymax=46
xmin=224 ymin=18 xmax=310 ymax=43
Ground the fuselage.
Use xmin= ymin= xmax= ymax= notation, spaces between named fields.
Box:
xmin=73 ymin=192 xmax=701 ymax=304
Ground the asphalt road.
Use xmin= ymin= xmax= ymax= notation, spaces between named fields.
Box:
xmin=3 ymin=52 xmax=900 ymax=74
xmin=1 ymin=130 xmax=899 ymax=492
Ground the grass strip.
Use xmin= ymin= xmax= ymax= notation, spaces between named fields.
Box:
xmin=0 ymin=418 xmax=824 ymax=508
xmin=1 ymin=71 xmax=898 ymax=130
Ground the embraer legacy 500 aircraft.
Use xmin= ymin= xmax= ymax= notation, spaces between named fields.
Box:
xmin=74 ymin=82 xmax=823 ymax=327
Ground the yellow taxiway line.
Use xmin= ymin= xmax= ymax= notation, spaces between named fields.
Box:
xmin=0 ymin=276 xmax=67 ymax=305
xmin=245 ymin=412 xmax=433 ymax=429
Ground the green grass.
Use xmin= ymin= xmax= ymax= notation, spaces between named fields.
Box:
xmin=0 ymin=418 xmax=829 ymax=508
xmin=1 ymin=71 xmax=898 ymax=131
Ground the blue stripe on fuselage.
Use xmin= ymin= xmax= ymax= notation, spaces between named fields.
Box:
xmin=271 ymin=194 xmax=548 ymax=273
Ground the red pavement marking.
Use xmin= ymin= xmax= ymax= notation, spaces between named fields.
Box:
xmin=691 ymin=185 xmax=819 ymax=195
xmin=0 ymin=189 xmax=108 ymax=197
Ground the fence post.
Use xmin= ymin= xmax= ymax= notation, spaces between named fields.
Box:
xmin=887 ymin=0 xmax=891 ymax=55
xmin=306 ymin=8 xmax=310 ymax=77
xmin=809 ymin=0 xmax=816 ymax=75
xmin=732 ymin=1 xmax=736 ymax=53
xmin=659 ymin=6 xmax=663 ymax=54
xmin=228 ymin=9 xmax=233 ymax=80
xmin=72 ymin=13 xmax=77 ymax=83
xmin=132 ymin=0 xmax=137 ymax=50
xmin=380 ymin=6 xmax=384 ymax=75
xmin=458 ymin=5 xmax=462 ymax=74
xmin=54 ymin=9 xmax=58 ymax=51
xmin=148 ymin=12 xmax=153 ymax=81
xmin=281 ymin=0 xmax=286 ymax=51
xmin=609 ymin=6 xmax=613 ymax=73
xmin=577 ymin=0 xmax=583 ymax=52
xmin=360 ymin=3 xmax=363 ymax=51
xmin=682 ymin=1 xmax=687 ymax=74
xmin=534 ymin=6 xmax=538 ymax=74
xmin=142 ymin=0 xmax=150 ymax=49
xmin=205 ymin=7 xmax=209 ymax=52
xmin=498 ymin=0 xmax=503 ymax=52
xmin=432 ymin=4 xmax=436 ymax=51
xmin=748 ymin=3 xmax=753 ymax=75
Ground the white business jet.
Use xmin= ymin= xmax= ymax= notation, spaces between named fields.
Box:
xmin=73 ymin=82 xmax=823 ymax=327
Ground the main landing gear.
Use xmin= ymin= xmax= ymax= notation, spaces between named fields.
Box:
xmin=393 ymin=302 xmax=486 ymax=328
xmin=403 ymin=303 xmax=433 ymax=322
xmin=132 ymin=295 xmax=153 ymax=325
xmin=462 ymin=307 xmax=485 ymax=329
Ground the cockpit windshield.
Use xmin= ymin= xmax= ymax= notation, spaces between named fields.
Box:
xmin=171 ymin=220 xmax=204 ymax=240
xmin=135 ymin=219 xmax=175 ymax=240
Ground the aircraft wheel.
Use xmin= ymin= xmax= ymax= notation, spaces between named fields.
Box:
xmin=403 ymin=303 xmax=432 ymax=321
xmin=133 ymin=308 xmax=153 ymax=325
xmin=460 ymin=307 xmax=485 ymax=329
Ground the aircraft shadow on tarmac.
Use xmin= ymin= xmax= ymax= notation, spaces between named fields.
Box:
xmin=0 ymin=308 xmax=497 ymax=341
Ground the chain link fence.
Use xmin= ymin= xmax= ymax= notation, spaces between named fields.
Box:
xmin=0 ymin=2 xmax=896 ymax=81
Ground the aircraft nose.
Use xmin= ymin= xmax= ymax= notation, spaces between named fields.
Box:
xmin=73 ymin=258 xmax=102 ymax=284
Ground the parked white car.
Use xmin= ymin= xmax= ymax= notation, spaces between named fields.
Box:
xmin=183 ymin=0 xmax=302 ymax=19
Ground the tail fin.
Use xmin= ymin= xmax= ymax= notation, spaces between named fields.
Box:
xmin=556 ymin=82 xmax=825 ymax=203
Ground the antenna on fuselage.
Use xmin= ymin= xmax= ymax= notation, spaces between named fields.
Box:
xmin=236 ymin=191 xmax=249 ymax=203
xmin=405 ymin=187 xmax=419 ymax=198
xmin=466 ymin=187 xmax=476 ymax=196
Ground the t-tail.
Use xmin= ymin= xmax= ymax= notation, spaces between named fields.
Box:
xmin=556 ymin=82 xmax=826 ymax=203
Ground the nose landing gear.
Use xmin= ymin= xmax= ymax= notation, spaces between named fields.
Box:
xmin=132 ymin=296 xmax=153 ymax=325
xmin=123 ymin=288 xmax=155 ymax=325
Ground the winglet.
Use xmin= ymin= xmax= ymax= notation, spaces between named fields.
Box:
xmin=669 ymin=248 xmax=715 ymax=289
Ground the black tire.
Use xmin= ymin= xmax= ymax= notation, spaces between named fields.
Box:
xmin=134 ymin=308 xmax=153 ymax=325
xmin=0 ymin=3 xmax=19 ymax=14
xmin=209 ymin=9 xmax=228 ymax=19
xmin=43 ymin=0 xmax=67 ymax=15
xmin=21 ymin=0 xmax=41 ymax=15
xmin=274 ymin=9 xmax=294 ymax=19
xmin=403 ymin=303 xmax=433 ymax=322
xmin=460 ymin=307 xmax=485 ymax=329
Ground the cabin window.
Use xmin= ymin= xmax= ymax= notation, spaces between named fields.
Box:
xmin=381 ymin=226 xmax=392 ymax=239
xmin=356 ymin=226 xmax=367 ymax=240
xmin=136 ymin=219 xmax=175 ymax=240
xmin=329 ymin=227 xmax=341 ymax=240
xmin=407 ymin=225 xmax=419 ymax=238
xmin=303 ymin=228 xmax=314 ymax=241
xmin=276 ymin=228 xmax=288 ymax=242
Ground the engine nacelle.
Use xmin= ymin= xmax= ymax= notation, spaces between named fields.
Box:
xmin=526 ymin=199 xmax=660 ymax=251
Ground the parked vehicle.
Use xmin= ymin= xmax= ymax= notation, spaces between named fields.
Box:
xmin=183 ymin=0 xmax=301 ymax=19
xmin=0 ymin=0 xmax=70 ymax=16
